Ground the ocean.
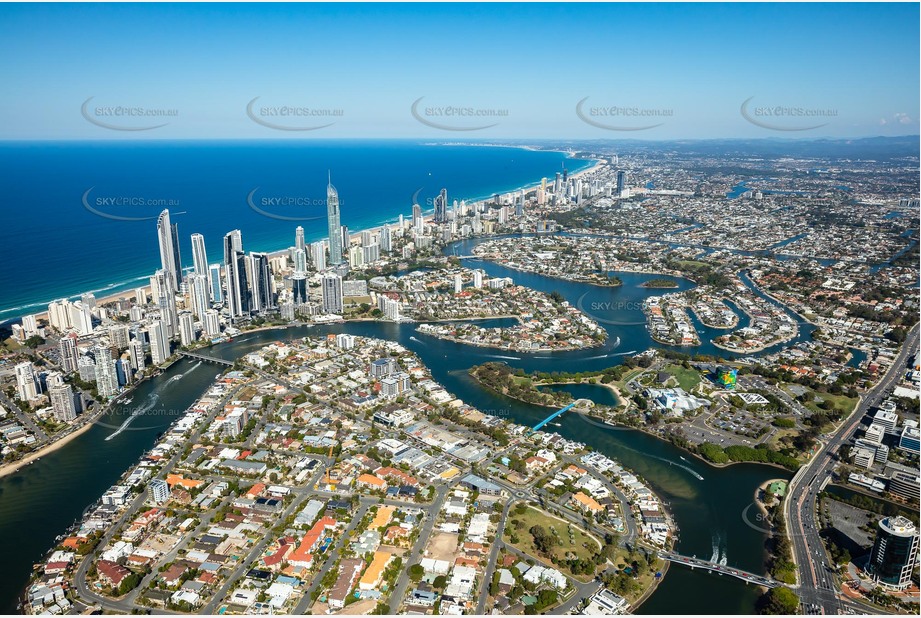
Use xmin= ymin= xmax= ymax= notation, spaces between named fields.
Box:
xmin=0 ymin=140 xmax=591 ymax=323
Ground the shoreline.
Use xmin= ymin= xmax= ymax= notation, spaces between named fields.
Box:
xmin=415 ymin=326 xmax=605 ymax=353
xmin=467 ymin=364 xmax=796 ymax=474
xmin=0 ymin=365 xmax=164 ymax=480
xmin=687 ymin=302 xmax=739 ymax=330
xmin=534 ymin=378 xmax=623 ymax=406
xmin=468 ymin=256 xmax=624 ymax=288
xmin=754 ymin=479 xmax=787 ymax=521
xmin=2 ymin=148 xmax=602 ymax=326
xmin=0 ymin=416 xmax=96 ymax=479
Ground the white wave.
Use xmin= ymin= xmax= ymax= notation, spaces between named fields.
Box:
xmin=1 ymin=274 xmax=151 ymax=319
xmin=105 ymin=393 xmax=159 ymax=441
xmin=710 ymin=533 xmax=720 ymax=564
xmin=486 ymin=355 xmax=521 ymax=361
xmin=610 ymin=349 xmax=637 ymax=356
xmin=409 ymin=336 xmax=426 ymax=345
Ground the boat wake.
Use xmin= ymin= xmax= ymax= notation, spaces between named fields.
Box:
xmin=409 ymin=336 xmax=425 ymax=345
xmin=610 ymin=349 xmax=637 ymax=357
xmin=487 ymin=355 xmax=521 ymax=361
xmin=168 ymin=361 xmax=202 ymax=384
xmin=710 ymin=532 xmax=720 ymax=564
xmin=105 ymin=393 xmax=159 ymax=441
xmin=711 ymin=531 xmax=728 ymax=565
xmin=611 ymin=440 xmax=704 ymax=480
xmin=652 ymin=453 xmax=704 ymax=480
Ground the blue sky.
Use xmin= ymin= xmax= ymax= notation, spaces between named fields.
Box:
xmin=0 ymin=2 xmax=917 ymax=139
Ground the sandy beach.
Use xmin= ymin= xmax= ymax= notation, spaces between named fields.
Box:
xmin=0 ymin=418 xmax=96 ymax=479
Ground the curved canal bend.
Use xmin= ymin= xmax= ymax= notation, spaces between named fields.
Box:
xmin=0 ymin=235 xmax=801 ymax=614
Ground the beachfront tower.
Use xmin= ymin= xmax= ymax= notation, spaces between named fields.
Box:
xmin=434 ymin=188 xmax=448 ymax=223
xmin=327 ymin=173 xmax=344 ymax=265
xmin=295 ymin=225 xmax=306 ymax=252
xmin=223 ymin=230 xmax=249 ymax=320
xmin=157 ymin=209 xmax=183 ymax=292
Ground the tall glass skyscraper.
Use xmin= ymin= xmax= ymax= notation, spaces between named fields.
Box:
xmin=156 ymin=209 xmax=182 ymax=292
xmin=327 ymin=173 xmax=343 ymax=265
xmin=433 ymin=188 xmax=448 ymax=222
xmin=190 ymin=233 xmax=208 ymax=276
xmin=223 ymin=230 xmax=248 ymax=320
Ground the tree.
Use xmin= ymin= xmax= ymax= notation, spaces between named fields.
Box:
xmin=24 ymin=335 xmax=45 ymax=349
xmin=759 ymin=587 xmax=799 ymax=614
xmin=408 ymin=563 xmax=425 ymax=582
xmin=117 ymin=572 xmax=141 ymax=596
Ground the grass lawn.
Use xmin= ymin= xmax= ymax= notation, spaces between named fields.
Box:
xmin=1 ymin=337 xmax=23 ymax=352
xmin=663 ymin=364 xmax=702 ymax=392
xmin=503 ymin=506 xmax=601 ymax=582
xmin=766 ymin=428 xmax=798 ymax=450
xmin=614 ymin=368 xmax=647 ymax=392
xmin=780 ymin=383 xmax=857 ymax=415
xmin=511 ymin=375 xmax=532 ymax=387
xmin=675 ymin=260 xmax=709 ymax=269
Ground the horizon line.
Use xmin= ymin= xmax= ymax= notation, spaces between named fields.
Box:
xmin=0 ymin=135 xmax=918 ymax=143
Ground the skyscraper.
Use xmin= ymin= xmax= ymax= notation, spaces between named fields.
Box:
xmin=209 ymin=264 xmax=223 ymax=303
xmin=433 ymin=188 xmax=448 ymax=223
xmin=129 ymin=338 xmax=146 ymax=371
xmin=203 ymin=309 xmax=222 ymax=338
xmin=153 ymin=270 xmax=179 ymax=339
xmin=148 ymin=320 xmax=170 ymax=365
xmin=70 ymin=300 xmax=93 ymax=336
xmin=108 ymin=324 xmax=130 ymax=349
xmin=59 ymin=333 xmax=79 ymax=373
xmin=412 ymin=202 xmax=423 ymax=232
xmin=246 ymin=252 xmax=273 ymax=313
xmin=15 ymin=362 xmax=38 ymax=402
xmin=295 ymin=225 xmax=306 ymax=252
xmin=50 ymin=382 xmax=77 ymax=422
xmin=311 ymin=240 xmax=327 ymax=272
xmin=616 ymin=170 xmax=628 ymax=198
xmin=223 ymin=230 xmax=249 ymax=320
xmin=321 ymin=272 xmax=343 ymax=314
xmin=380 ymin=225 xmax=392 ymax=252
xmin=47 ymin=300 xmax=72 ymax=331
xmin=327 ymin=173 xmax=344 ymax=265
xmin=93 ymin=346 xmax=119 ymax=398
xmin=188 ymin=273 xmax=210 ymax=319
xmin=157 ymin=209 xmax=183 ymax=292
xmin=868 ymin=516 xmax=919 ymax=589
xmin=178 ymin=312 xmax=196 ymax=346
xmin=293 ymin=248 xmax=308 ymax=274
xmin=190 ymin=233 xmax=209 ymax=277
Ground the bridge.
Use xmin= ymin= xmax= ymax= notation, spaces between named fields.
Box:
xmin=660 ymin=552 xmax=781 ymax=588
xmin=532 ymin=402 xmax=577 ymax=431
xmin=177 ymin=351 xmax=234 ymax=366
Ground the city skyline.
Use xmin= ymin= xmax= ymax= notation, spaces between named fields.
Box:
xmin=0 ymin=3 xmax=918 ymax=617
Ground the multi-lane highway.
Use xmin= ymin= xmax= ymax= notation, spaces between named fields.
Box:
xmin=784 ymin=324 xmax=918 ymax=614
